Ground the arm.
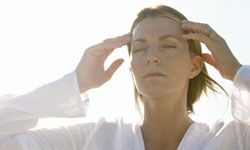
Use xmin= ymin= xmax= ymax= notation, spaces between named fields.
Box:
xmin=231 ymin=65 xmax=250 ymax=124
xmin=181 ymin=20 xmax=250 ymax=148
xmin=0 ymin=71 xmax=91 ymax=149
xmin=0 ymin=71 xmax=89 ymax=135
xmin=231 ymin=66 xmax=250 ymax=149
xmin=230 ymin=65 xmax=250 ymax=149
xmin=0 ymin=33 xmax=131 ymax=149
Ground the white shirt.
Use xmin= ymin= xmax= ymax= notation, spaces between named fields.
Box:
xmin=0 ymin=65 xmax=250 ymax=150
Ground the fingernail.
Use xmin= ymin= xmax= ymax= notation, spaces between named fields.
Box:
xmin=182 ymin=34 xmax=188 ymax=38
xmin=124 ymin=33 xmax=132 ymax=36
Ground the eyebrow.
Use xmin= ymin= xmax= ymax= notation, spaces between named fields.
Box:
xmin=159 ymin=35 xmax=179 ymax=41
xmin=131 ymin=35 xmax=179 ymax=44
xmin=131 ymin=38 xmax=147 ymax=44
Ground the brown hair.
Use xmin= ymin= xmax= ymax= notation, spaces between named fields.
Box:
xmin=127 ymin=5 xmax=228 ymax=116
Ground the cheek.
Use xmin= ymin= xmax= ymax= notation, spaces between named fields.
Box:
xmin=163 ymin=52 xmax=192 ymax=78
xmin=130 ymin=54 xmax=143 ymax=70
xmin=130 ymin=56 xmax=145 ymax=90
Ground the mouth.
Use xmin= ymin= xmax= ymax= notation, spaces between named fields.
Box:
xmin=143 ymin=73 xmax=166 ymax=78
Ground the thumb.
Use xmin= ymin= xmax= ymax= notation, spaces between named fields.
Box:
xmin=105 ymin=58 xmax=124 ymax=78
xmin=202 ymin=53 xmax=218 ymax=69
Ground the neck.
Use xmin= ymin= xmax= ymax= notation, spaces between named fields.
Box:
xmin=140 ymin=86 xmax=194 ymax=149
xmin=142 ymin=92 xmax=191 ymax=128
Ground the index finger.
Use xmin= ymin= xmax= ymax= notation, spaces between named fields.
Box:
xmin=88 ymin=33 xmax=131 ymax=57
xmin=181 ymin=20 xmax=211 ymax=34
xmin=103 ymin=33 xmax=132 ymax=43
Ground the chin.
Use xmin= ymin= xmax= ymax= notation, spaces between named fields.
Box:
xmin=140 ymin=86 xmax=184 ymax=98
xmin=141 ymin=89 xmax=170 ymax=98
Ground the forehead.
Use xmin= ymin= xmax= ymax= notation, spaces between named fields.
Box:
xmin=132 ymin=17 xmax=183 ymax=41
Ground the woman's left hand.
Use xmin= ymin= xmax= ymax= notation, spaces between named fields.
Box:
xmin=181 ymin=20 xmax=242 ymax=81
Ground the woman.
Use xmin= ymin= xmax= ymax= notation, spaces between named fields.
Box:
xmin=0 ymin=5 xmax=249 ymax=150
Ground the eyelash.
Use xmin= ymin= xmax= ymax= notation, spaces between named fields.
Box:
xmin=132 ymin=45 xmax=176 ymax=53
xmin=133 ymin=49 xmax=146 ymax=53
xmin=161 ymin=45 xmax=176 ymax=49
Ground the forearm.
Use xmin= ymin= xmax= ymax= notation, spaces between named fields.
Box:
xmin=231 ymin=65 xmax=250 ymax=124
xmin=76 ymin=68 xmax=92 ymax=93
xmin=0 ymin=71 xmax=89 ymax=135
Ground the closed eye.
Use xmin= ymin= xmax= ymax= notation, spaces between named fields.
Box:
xmin=161 ymin=45 xmax=176 ymax=49
xmin=132 ymin=48 xmax=146 ymax=53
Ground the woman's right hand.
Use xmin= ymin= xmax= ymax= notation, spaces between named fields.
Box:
xmin=76 ymin=33 xmax=131 ymax=93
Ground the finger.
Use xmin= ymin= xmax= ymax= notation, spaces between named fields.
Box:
xmin=105 ymin=58 xmax=124 ymax=79
xmin=182 ymin=33 xmax=211 ymax=46
xmin=101 ymin=35 xmax=131 ymax=49
xmin=181 ymin=20 xmax=220 ymax=40
xmin=202 ymin=53 xmax=218 ymax=69
xmin=119 ymin=32 xmax=132 ymax=38
xmin=181 ymin=20 xmax=211 ymax=34
xmin=89 ymin=35 xmax=131 ymax=57
xmin=103 ymin=33 xmax=131 ymax=43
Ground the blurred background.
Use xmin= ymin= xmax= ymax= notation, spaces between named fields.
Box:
xmin=0 ymin=0 xmax=249 ymax=128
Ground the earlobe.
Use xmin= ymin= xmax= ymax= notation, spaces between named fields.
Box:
xmin=189 ymin=55 xmax=203 ymax=79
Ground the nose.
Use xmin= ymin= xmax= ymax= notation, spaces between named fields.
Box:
xmin=145 ymin=48 xmax=161 ymax=64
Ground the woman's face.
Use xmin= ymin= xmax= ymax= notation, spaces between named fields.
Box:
xmin=130 ymin=17 xmax=199 ymax=98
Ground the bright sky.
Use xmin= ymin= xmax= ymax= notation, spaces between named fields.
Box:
xmin=0 ymin=0 xmax=250 ymax=128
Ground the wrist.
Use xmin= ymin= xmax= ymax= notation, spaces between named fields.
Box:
xmin=229 ymin=63 xmax=242 ymax=81
xmin=76 ymin=69 xmax=90 ymax=93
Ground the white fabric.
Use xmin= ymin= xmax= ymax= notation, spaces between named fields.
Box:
xmin=0 ymin=66 xmax=250 ymax=150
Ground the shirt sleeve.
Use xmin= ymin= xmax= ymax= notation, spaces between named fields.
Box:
xmin=231 ymin=65 xmax=250 ymax=124
xmin=230 ymin=65 xmax=250 ymax=149
xmin=0 ymin=71 xmax=89 ymax=135
xmin=0 ymin=122 xmax=97 ymax=150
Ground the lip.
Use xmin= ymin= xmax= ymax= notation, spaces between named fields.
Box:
xmin=143 ymin=73 xmax=166 ymax=78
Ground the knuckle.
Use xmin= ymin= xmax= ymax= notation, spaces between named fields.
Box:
xmin=200 ymin=34 xmax=207 ymax=41
xmin=203 ymin=23 xmax=210 ymax=28
xmin=85 ymin=48 xmax=92 ymax=54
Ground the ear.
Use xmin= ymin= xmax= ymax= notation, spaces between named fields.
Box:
xmin=189 ymin=55 xmax=203 ymax=79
